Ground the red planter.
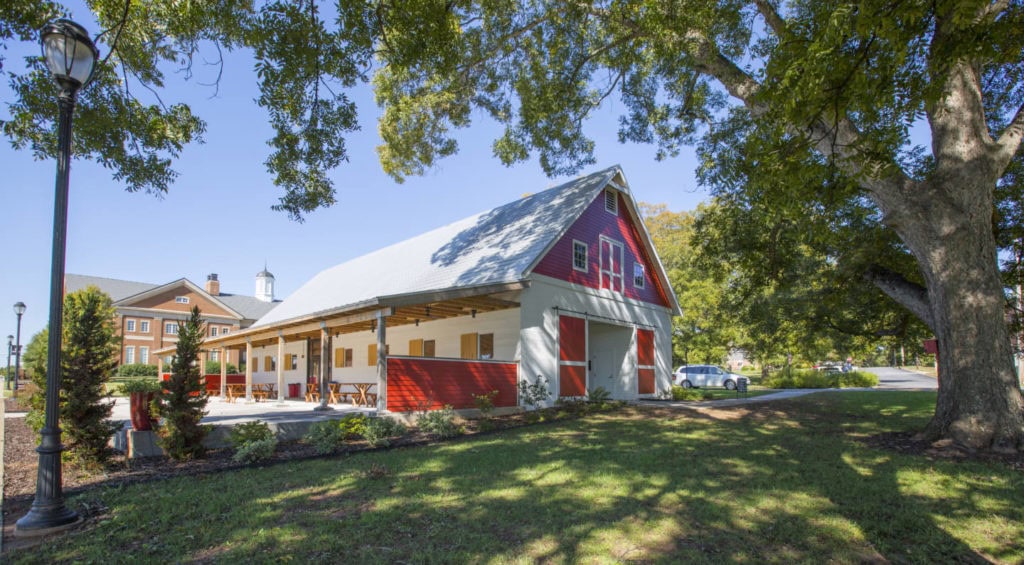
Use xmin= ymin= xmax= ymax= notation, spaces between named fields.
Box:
xmin=129 ymin=392 xmax=157 ymax=431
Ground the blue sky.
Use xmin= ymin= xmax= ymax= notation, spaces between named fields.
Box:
xmin=0 ymin=8 xmax=709 ymax=341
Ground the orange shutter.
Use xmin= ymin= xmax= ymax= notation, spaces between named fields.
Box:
xmin=333 ymin=348 xmax=344 ymax=368
xmin=263 ymin=356 xmax=272 ymax=371
xmin=409 ymin=339 xmax=424 ymax=357
xmin=460 ymin=333 xmax=478 ymax=359
xmin=368 ymin=344 xmax=377 ymax=366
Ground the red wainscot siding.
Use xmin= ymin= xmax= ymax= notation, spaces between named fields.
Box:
xmin=533 ymin=190 xmax=672 ymax=309
xmin=386 ymin=357 xmax=518 ymax=412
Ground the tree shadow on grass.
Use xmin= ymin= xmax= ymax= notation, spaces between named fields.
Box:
xmin=11 ymin=393 xmax=1023 ymax=563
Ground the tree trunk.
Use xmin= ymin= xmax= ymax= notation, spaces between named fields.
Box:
xmin=898 ymin=188 xmax=1024 ymax=452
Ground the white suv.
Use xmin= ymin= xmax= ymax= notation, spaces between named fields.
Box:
xmin=674 ymin=365 xmax=742 ymax=390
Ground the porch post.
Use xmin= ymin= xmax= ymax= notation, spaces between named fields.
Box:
xmin=219 ymin=347 xmax=227 ymax=398
xmin=376 ymin=310 xmax=387 ymax=411
xmin=276 ymin=333 xmax=285 ymax=403
xmin=245 ymin=339 xmax=253 ymax=402
xmin=314 ymin=322 xmax=333 ymax=411
xmin=156 ymin=356 xmax=163 ymax=377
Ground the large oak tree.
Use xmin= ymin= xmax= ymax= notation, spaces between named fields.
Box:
xmin=366 ymin=0 xmax=1024 ymax=451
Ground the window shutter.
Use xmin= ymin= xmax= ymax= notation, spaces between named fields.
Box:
xmin=264 ymin=355 xmax=272 ymax=371
xmin=334 ymin=348 xmax=344 ymax=368
xmin=409 ymin=339 xmax=424 ymax=357
xmin=368 ymin=344 xmax=377 ymax=366
xmin=460 ymin=333 xmax=478 ymax=359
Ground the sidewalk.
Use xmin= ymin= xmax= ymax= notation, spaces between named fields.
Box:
xmin=636 ymin=389 xmax=826 ymax=409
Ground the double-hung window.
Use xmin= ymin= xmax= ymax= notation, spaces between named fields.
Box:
xmin=633 ymin=262 xmax=646 ymax=289
xmin=126 ymin=319 xmax=136 ymax=332
xmin=572 ymin=240 xmax=588 ymax=272
xmin=599 ymin=236 xmax=624 ymax=293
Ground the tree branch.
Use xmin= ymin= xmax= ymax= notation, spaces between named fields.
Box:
xmin=753 ymin=0 xmax=788 ymax=37
xmin=863 ymin=265 xmax=935 ymax=332
xmin=994 ymin=100 xmax=1024 ymax=172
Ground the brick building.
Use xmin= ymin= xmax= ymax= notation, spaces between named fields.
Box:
xmin=65 ymin=271 xmax=280 ymax=369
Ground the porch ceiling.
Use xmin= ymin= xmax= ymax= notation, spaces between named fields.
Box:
xmin=156 ymin=291 xmax=521 ymax=355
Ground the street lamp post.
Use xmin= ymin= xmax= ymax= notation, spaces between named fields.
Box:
xmin=5 ymin=334 xmax=12 ymax=391
xmin=15 ymin=19 xmax=98 ymax=536
xmin=13 ymin=301 xmax=26 ymax=390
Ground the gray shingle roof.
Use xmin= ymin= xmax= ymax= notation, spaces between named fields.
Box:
xmin=217 ymin=294 xmax=281 ymax=321
xmin=65 ymin=274 xmax=278 ymax=322
xmin=65 ymin=274 xmax=158 ymax=302
xmin=253 ymin=166 xmax=623 ymax=328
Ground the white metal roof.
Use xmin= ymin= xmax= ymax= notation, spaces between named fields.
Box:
xmin=253 ymin=166 xmax=625 ymax=327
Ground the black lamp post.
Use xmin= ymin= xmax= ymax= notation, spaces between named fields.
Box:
xmin=13 ymin=301 xmax=26 ymax=390
xmin=5 ymin=334 xmax=12 ymax=390
xmin=16 ymin=18 xmax=98 ymax=536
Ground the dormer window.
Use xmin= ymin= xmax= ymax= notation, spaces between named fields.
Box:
xmin=604 ymin=189 xmax=618 ymax=215
xmin=175 ymin=296 xmax=190 ymax=304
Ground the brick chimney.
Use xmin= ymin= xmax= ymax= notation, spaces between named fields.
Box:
xmin=205 ymin=273 xmax=220 ymax=296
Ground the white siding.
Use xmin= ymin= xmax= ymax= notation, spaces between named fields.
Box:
xmin=519 ymin=274 xmax=673 ymax=403
xmin=328 ymin=308 xmax=521 ymax=384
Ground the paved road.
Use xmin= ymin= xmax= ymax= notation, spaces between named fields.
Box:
xmin=864 ymin=366 xmax=937 ymax=390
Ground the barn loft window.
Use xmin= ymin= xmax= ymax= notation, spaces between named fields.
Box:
xmin=604 ymin=189 xmax=618 ymax=215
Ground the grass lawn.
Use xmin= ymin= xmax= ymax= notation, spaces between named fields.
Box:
xmin=9 ymin=392 xmax=1024 ymax=563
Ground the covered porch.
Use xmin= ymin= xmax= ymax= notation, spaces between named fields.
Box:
xmin=154 ymin=283 xmax=525 ymax=414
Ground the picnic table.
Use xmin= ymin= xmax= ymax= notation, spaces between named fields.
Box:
xmin=225 ymin=384 xmax=246 ymax=403
xmin=349 ymin=383 xmax=376 ymax=407
xmin=253 ymin=383 xmax=275 ymax=401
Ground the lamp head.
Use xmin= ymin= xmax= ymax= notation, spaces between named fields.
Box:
xmin=40 ymin=19 xmax=98 ymax=91
xmin=6 ymin=335 xmax=12 ymax=346
xmin=13 ymin=302 xmax=26 ymax=316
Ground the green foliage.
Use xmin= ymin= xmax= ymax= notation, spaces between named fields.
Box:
xmin=232 ymin=438 xmax=278 ymax=464
xmin=204 ymin=361 xmax=238 ymax=375
xmin=363 ymin=417 xmax=408 ymax=448
xmin=518 ymin=377 xmax=551 ymax=408
xmin=117 ymin=364 xmax=159 ymax=377
xmin=228 ymin=420 xmax=275 ymax=451
xmin=587 ymin=386 xmax=611 ymax=404
xmin=157 ymin=306 xmax=210 ymax=461
xmin=671 ymin=386 xmax=714 ymax=401
xmin=338 ymin=413 xmax=368 ymax=439
xmin=24 ymin=328 xmax=48 ymax=434
xmin=837 ymin=371 xmax=880 ymax=388
xmin=472 ymin=389 xmax=499 ymax=417
xmin=305 ymin=420 xmax=348 ymax=455
xmin=417 ymin=405 xmax=462 ymax=439
xmin=120 ymin=378 xmax=163 ymax=394
xmin=23 ymin=287 xmax=120 ymax=467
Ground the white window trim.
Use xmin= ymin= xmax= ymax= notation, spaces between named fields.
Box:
xmin=125 ymin=346 xmax=135 ymax=364
xmin=126 ymin=319 xmax=136 ymax=332
xmin=599 ymin=235 xmax=624 ymax=294
xmin=165 ymin=322 xmax=179 ymax=335
xmin=140 ymin=347 xmax=149 ymax=364
xmin=604 ymin=189 xmax=618 ymax=215
xmin=210 ymin=326 xmax=218 ymax=337
xmin=634 ymin=262 xmax=646 ymax=289
xmin=139 ymin=320 xmax=150 ymax=333
xmin=572 ymin=240 xmax=588 ymax=273
xmin=175 ymin=296 xmax=190 ymax=304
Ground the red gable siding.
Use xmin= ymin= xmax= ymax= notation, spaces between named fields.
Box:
xmin=533 ymin=191 xmax=670 ymax=307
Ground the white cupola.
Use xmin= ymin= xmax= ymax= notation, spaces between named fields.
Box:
xmin=255 ymin=265 xmax=275 ymax=303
